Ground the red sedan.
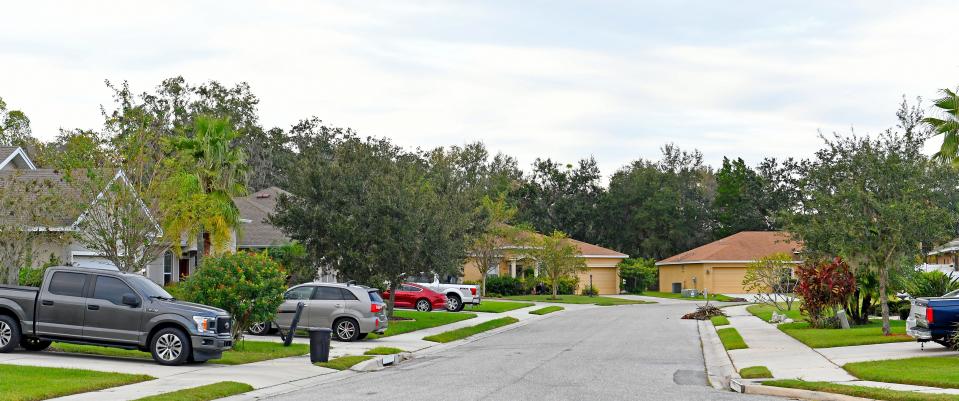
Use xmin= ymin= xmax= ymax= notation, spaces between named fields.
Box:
xmin=382 ymin=283 xmax=447 ymax=312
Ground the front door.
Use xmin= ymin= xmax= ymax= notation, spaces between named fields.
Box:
xmin=276 ymin=286 xmax=314 ymax=329
xmin=309 ymin=286 xmax=343 ymax=329
xmin=36 ymin=271 xmax=89 ymax=338
xmin=83 ymin=275 xmax=142 ymax=344
xmin=178 ymin=259 xmax=190 ymax=279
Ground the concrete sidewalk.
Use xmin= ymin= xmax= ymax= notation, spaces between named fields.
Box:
xmin=9 ymin=301 xmax=585 ymax=400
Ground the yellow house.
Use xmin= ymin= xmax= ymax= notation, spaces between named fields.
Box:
xmin=656 ymin=231 xmax=800 ymax=294
xmin=463 ymin=236 xmax=628 ymax=295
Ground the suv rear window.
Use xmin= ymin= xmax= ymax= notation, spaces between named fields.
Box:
xmin=367 ymin=290 xmax=384 ymax=303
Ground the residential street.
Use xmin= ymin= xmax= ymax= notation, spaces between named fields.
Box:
xmin=265 ymin=302 xmax=780 ymax=401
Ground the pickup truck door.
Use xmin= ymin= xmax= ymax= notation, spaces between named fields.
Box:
xmin=276 ymin=286 xmax=314 ymax=329
xmin=36 ymin=271 xmax=90 ymax=338
xmin=83 ymin=275 xmax=142 ymax=344
xmin=309 ymin=286 xmax=343 ymax=329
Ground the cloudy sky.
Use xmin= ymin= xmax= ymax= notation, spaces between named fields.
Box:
xmin=2 ymin=1 xmax=957 ymax=177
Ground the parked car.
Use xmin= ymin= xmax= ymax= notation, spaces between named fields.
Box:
xmin=906 ymin=290 xmax=959 ymax=347
xmin=251 ymin=283 xmax=388 ymax=342
xmin=0 ymin=266 xmax=233 ymax=365
xmin=408 ymin=274 xmax=480 ymax=312
xmin=381 ymin=283 xmax=447 ymax=312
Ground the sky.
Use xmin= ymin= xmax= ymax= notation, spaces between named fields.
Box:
xmin=2 ymin=1 xmax=957 ymax=178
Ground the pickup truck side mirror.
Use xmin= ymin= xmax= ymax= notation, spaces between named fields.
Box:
xmin=121 ymin=293 xmax=140 ymax=308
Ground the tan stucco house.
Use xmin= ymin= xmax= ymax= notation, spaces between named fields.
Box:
xmin=462 ymin=233 xmax=628 ymax=295
xmin=656 ymin=231 xmax=800 ymax=294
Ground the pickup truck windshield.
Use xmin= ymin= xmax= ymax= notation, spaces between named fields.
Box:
xmin=128 ymin=275 xmax=174 ymax=299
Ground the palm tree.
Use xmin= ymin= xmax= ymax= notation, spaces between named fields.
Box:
xmin=924 ymin=88 xmax=959 ymax=165
xmin=168 ymin=115 xmax=249 ymax=261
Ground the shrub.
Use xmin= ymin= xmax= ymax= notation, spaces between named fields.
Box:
xmin=795 ymin=257 xmax=855 ymax=328
xmin=898 ymin=305 xmax=911 ymax=321
xmin=618 ymin=258 xmax=657 ymax=293
xmin=581 ymin=285 xmax=599 ymax=296
xmin=485 ymin=276 xmax=524 ymax=296
xmin=180 ymin=252 xmax=287 ymax=340
xmin=18 ymin=255 xmax=62 ymax=287
xmin=164 ymin=283 xmax=189 ymax=300
xmin=907 ymin=270 xmax=959 ymax=298
xmin=264 ymin=242 xmax=315 ymax=286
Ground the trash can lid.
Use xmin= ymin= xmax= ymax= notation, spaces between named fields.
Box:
xmin=309 ymin=328 xmax=333 ymax=332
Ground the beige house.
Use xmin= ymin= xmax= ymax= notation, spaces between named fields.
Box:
xmin=656 ymin=231 xmax=800 ymax=294
xmin=462 ymin=234 xmax=628 ymax=295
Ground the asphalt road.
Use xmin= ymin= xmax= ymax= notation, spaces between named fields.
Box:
xmin=267 ymin=302 xmax=782 ymax=401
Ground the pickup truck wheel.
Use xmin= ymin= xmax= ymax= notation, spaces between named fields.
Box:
xmin=333 ymin=318 xmax=360 ymax=342
xmin=415 ymin=299 xmax=432 ymax=312
xmin=0 ymin=315 xmax=20 ymax=353
xmin=935 ymin=339 xmax=955 ymax=349
xmin=20 ymin=337 xmax=51 ymax=352
xmin=151 ymin=328 xmax=191 ymax=366
xmin=445 ymin=295 xmax=462 ymax=312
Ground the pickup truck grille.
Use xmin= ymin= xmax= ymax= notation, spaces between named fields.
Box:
xmin=217 ymin=317 xmax=232 ymax=334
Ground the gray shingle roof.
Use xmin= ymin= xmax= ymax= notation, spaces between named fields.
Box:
xmin=0 ymin=169 xmax=114 ymax=227
xmin=234 ymin=186 xmax=291 ymax=248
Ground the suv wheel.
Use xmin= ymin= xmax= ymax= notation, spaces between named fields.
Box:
xmin=249 ymin=321 xmax=272 ymax=336
xmin=150 ymin=328 xmax=192 ymax=365
xmin=445 ymin=294 xmax=462 ymax=312
xmin=415 ymin=299 xmax=432 ymax=312
xmin=0 ymin=315 xmax=20 ymax=353
xmin=333 ymin=318 xmax=360 ymax=342
xmin=20 ymin=337 xmax=52 ymax=352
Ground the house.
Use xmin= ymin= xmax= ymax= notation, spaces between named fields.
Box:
xmin=462 ymin=231 xmax=628 ymax=295
xmin=655 ymin=231 xmax=800 ymax=294
xmin=921 ymin=238 xmax=959 ymax=274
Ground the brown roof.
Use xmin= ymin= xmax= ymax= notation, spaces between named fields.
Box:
xmin=234 ymin=186 xmax=291 ymax=248
xmin=506 ymin=227 xmax=628 ymax=258
xmin=656 ymin=231 xmax=800 ymax=265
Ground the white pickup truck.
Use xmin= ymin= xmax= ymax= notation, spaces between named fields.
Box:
xmin=410 ymin=274 xmax=480 ymax=312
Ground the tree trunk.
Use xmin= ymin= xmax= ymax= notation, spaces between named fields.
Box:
xmin=879 ymin=266 xmax=890 ymax=336
xmin=551 ymin=277 xmax=559 ymax=300
xmin=481 ymin=272 xmax=487 ymax=297
xmin=196 ymin=229 xmax=205 ymax=268
xmin=859 ymin=292 xmax=872 ymax=325
xmin=387 ymin=281 xmax=398 ymax=320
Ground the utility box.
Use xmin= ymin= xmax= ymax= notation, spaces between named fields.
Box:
xmin=682 ymin=288 xmax=698 ymax=298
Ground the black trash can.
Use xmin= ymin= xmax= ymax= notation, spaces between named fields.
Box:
xmin=309 ymin=328 xmax=332 ymax=363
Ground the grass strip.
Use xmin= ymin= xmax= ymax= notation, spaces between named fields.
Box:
xmin=779 ymin=320 xmax=910 ymax=348
xmin=423 ymin=317 xmax=519 ymax=343
xmin=746 ymin=304 xmax=804 ymax=322
xmin=132 ymin=381 xmax=253 ymax=401
xmin=764 ymin=379 xmax=959 ymax=401
xmin=739 ymin=366 xmax=772 ymax=379
xmin=529 ymin=306 xmax=564 ymax=315
xmin=640 ymin=291 xmax=737 ymax=302
xmin=844 ymin=356 xmax=959 ymax=389
xmin=367 ymin=310 xmax=477 ymax=339
xmin=315 ymin=355 xmax=373 ymax=371
xmin=464 ymin=300 xmax=534 ymax=313
xmin=363 ymin=347 xmax=405 ymax=355
xmin=51 ymin=340 xmax=308 ymax=365
xmin=504 ymin=295 xmax=652 ymax=305
xmin=716 ymin=327 xmax=748 ymax=350
xmin=710 ymin=315 xmax=730 ymax=326
xmin=0 ymin=364 xmax=153 ymax=401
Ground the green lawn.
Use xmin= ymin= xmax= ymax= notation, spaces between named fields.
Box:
xmin=529 ymin=306 xmax=564 ymax=315
xmin=746 ymin=303 xmax=804 ymax=322
xmin=423 ymin=317 xmax=519 ymax=343
xmin=764 ymin=379 xmax=959 ymax=401
xmin=717 ymin=327 xmax=748 ymax=350
xmin=315 ymin=355 xmax=373 ymax=371
xmin=844 ymin=357 xmax=959 ymax=389
xmin=778 ymin=319 xmax=911 ymax=348
xmin=640 ymin=291 xmax=737 ymax=302
xmin=463 ymin=300 xmax=535 ymax=313
xmin=739 ymin=366 xmax=772 ymax=379
xmin=51 ymin=340 xmax=309 ymax=365
xmin=0 ymin=364 xmax=153 ymax=401
xmin=503 ymin=294 xmax=653 ymax=306
xmin=710 ymin=315 xmax=730 ymax=326
xmin=367 ymin=310 xmax=477 ymax=339
xmin=133 ymin=382 xmax=253 ymax=401
xmin=363 ymin=347 xmax=405 ymax=355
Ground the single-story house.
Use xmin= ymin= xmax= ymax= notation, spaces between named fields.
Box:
xmin=462 ymin=231 xmax=628 ymax=295
xmin=656 ymin=231 xmax=800 ymax=294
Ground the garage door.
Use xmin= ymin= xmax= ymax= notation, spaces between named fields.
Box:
xmin=579 ymin=267 xmax=618 ymax=295
xmin=711 ymin=267 xmax=747 ymax=293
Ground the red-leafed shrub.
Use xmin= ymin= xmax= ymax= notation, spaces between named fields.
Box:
xmin=795 ymin=257 xmax=855 ymax=328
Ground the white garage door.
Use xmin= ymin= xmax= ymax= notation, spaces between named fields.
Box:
xmin=71 ymin=253 xmax=119 ymax=271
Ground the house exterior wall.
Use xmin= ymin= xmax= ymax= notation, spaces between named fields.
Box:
xmin=462 ymin=254 xmax=624 ymax=295
xmin=658 ymin=262 xmax=754 ymax=294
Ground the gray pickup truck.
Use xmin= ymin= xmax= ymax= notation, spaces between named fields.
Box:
xmin=0 ymin=266 xmax=233 ymax=365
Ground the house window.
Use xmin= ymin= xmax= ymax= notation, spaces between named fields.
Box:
xmin=163 ymin=251 xmax=173 ymax=285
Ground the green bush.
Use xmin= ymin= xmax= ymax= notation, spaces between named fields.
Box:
xmin=163 ymin=283 xmax=189 ymax=300
xmin=18 ymin=255 xmax=62 ymax=287
xmin=908 ymin=271 xmax=959 ymax=298
xmin=619 ymin=258 xmax=657 ymax=293
xmin=581 ymin=285 xmax=598 ymax=296
xmin=899 ymin=305 xmax=912 ymax=321
xmin=180 ymin=252 xmax=287 ymax=340
xmin=485 ymin=275 xmax=524 ymax=296
xmin=264 ymin=242 xmax=315 ymax=286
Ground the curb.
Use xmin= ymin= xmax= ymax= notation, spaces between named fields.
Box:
xmin=350 ymin=352 xmax=414 ymax=372
xmin=698 ymin=319 xmax=739 ymax=390
xmin=739 ymin=382 xmax=873 ymax=401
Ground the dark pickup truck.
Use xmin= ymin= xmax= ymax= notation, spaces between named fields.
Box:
xmin=906 ymin=292 xmax=959 ymax=347
xmin=0 ymin=266 xmax=233 ymax=365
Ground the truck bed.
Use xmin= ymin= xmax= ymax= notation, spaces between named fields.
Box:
xmin=0 ymin=284 xmax=39 ymax=325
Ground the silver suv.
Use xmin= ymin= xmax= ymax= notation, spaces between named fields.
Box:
xmin=252 ymin=283 xmax=388 ymax=341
